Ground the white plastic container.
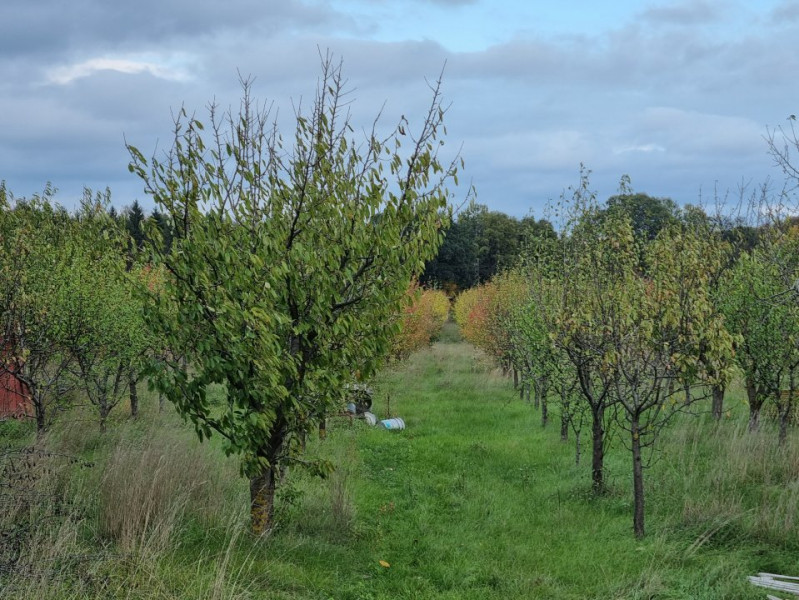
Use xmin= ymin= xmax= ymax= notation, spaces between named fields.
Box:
xmin=379 ymin=417 xmax=405 ymax=430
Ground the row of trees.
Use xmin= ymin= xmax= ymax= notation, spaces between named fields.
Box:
xmin=0 ymin=186 xmax=155 ymax=434
xmin=454 ymin=171 xmax=799 ymax=538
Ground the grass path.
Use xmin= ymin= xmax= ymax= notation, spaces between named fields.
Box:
xmin=258 ymin=325 xmax=790 ymax=599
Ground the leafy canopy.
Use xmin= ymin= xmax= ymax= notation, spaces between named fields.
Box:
xmin=127 ymin=57 xmax=459 ymax=477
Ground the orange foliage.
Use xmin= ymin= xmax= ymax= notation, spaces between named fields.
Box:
xmin=135 ymin=263 xmax=166 ymax=293
xmin=454 ymin=272 xmax=530 ymax=366
xmin=391 ymin=282 xmax=450 ymax=359
xmin=454 ymin=283 xmax=499 ymax=353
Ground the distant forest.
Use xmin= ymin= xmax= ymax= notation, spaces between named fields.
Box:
xmin=421 ymin=193 xmax=761 ymax=293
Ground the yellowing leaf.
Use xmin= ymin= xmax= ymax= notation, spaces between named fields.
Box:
xmin=379 ymin=560 xmax=391 ymax=568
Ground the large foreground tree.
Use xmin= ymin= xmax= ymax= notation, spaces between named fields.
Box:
xmin=127 ymin=57 xmax=458 ymax=534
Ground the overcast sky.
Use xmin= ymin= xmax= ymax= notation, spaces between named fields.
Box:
xmin=2 ymin=0 xmax=798 ymax=217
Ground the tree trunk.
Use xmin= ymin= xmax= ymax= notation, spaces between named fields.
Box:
xmin=746 ymin=378 xmax=762 ymax=432
xmin=631 ymin=417 xmax=645 ymax=539
xmin=560 ymin=410 xmax=569 ymax=442
xmin=778 ymin=407 xmax=789 ymax=446
xmin=99 ymin=402 xmax=110 ymax=433
xmin=250 ymin=467 xmax=277 ymax=535
xmin=541 ymin=394 xmax=548 ymax=428
xmin=748 ymin=405 xmax=761 ymax=432
xmin=779 ymin=376 xmax=795 ymax=446
xmin=513 ymin=368 xmax=518 ymax=389
xmin=711 ymin=383 xmax=725 ymax=421
xmin=158 ymin=392 xmax=165 ymax=412
xmin=129 ymin=374 xmax=139 ymax=418
xmin=33 ymin=394 xmax=46 ymax=436
xmin=591 ymin=404 xmax=605 ymax=494
xmin=533 ymin=379 xmax=541 ymax=409
xmin=575 ymin=429 xmax=581 ymax=466
xmin=319 ymin=417 xmax=327 ymax=440
xmin=539 ymin=376 xmax=550 ymax=427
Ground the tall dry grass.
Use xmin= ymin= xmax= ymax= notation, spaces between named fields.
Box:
xmin=1 ymin=407 xmax=251 ymax=599
xmin=659 ymin=417 xmax=799 ymax=547
xmin=0 ymin=442 xmax=99 ymax=598
xmin=99 ymin=435 xmax=217 ymax=554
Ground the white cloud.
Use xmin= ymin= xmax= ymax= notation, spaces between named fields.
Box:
xmin=47 ymin=56 xmax=193 ymax=85
xmin=637 ymin=107 xmax=762 ymax=155
xmin=475 ymin=129 xmax=595 ymax=171
xmin=613 ymin=143 xmax=667 ymax=155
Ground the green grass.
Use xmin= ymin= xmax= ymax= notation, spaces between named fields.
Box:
xmin=2 ymin=332 xmax=798 ymax=598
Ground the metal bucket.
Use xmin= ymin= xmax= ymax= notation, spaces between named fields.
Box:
xmin=363 ymin=412 xmax=377 ymax=426
xmin=379 ymin=417 xmax=405 ymax=430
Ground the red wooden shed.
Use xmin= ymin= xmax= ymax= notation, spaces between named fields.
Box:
xmin=0 ymin=339 xmax=32 ymax=419
xmin=0 ymin=369 xmax=32 ymax=419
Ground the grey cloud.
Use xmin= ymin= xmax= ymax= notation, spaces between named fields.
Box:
xmin=420 ymin=0 xmax=477 ymax=5
xmin=447 ymin=21 xmax=799 ymax=116
xmin=352 ymin=0 xmax=476 ymax=6
xmin=191 ymin=35 xmax=453 ymax=136
xmin=206 ymin=36 xmax=450 ymax=89
xmin=0 ymin=0 xmax=352 ymax=59
xmin=2 ymin=0 xmax=798 ymax=217
xmin=638 ymin=0 xmax=726 ymax=26
xmin=771 ymin=1 xmax=799 ymax=22
xmin=2 ymin=32 xmax=459 ymax=206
